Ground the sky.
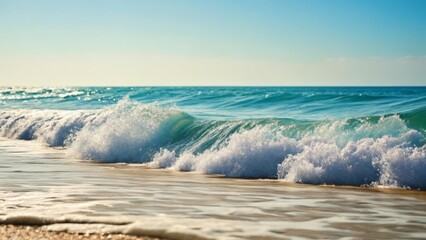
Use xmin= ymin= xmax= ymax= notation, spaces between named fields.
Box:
xmin=0 ymin=0 xmax=425 ymax=86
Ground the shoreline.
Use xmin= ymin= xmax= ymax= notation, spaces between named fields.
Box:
xmin=1 ymin=137 xmax=425 ymax=240
xmin=0 ymin=225 xmax=161 ymax=240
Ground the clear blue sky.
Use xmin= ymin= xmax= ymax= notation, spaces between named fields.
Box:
xmin=0 ymin=0 xmax=425 ymax=86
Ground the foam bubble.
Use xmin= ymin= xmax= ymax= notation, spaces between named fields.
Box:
xmin=148 ymin=149 xmax=177 ymax=168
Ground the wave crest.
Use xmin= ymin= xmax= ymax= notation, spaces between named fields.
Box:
xmin=68 ymin=99 xmax=192 ymax=163
xmin=1 ymin=99 xmax=425 ymax=189
xmin=278 ymin=130 xmax=426 ymax=189
xmin=151 ymin=126 xmax=300 ymax=178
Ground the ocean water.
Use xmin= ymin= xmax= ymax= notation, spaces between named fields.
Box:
xmin=1 ymin=86 xmax=425 ymax=188
xmin=1 ymin=87 xmax=426 ymax=239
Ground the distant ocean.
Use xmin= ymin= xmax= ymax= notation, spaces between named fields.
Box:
xmin=1 ymin=86 xmax=426 ymax=239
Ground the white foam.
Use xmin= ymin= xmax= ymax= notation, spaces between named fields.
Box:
xmin=148 ymin=149 xmax=177 ymax=168
xmin=278 ymin=130 xmax=426 ymax=189
xmin=0 ymin=109 xmax=90 ymax=146
xmin=0 ymin=98 xmax=191 ymax=163
xmin=304 ymin=115 xmax=414 ymax=147
xmin=151 ymin=118 xmax=426 ymax=189
xmin=152 ymin=126 xmax=301 ymax=178
xmin=1 ymin=99 xmax=425 ymax=189
xmin=68 ymin=99 xmax=188 ymax=163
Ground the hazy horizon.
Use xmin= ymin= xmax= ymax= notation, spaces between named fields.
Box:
xmin=1 ymin=0 xmax=425 ymax=86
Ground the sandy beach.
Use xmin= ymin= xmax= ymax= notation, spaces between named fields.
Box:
xmin=1 ymin=138 xmax=426 ymax=239
xmin=0 ymin=225 xmax=159 ymax=240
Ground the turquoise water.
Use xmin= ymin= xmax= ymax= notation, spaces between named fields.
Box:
xmin=1 ymin=87 xmax=426 ymax=122
xmin=1 ymin=87 xmax=425 ymax=189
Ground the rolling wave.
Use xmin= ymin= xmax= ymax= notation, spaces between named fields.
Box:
xmin=1 ymin=98 xmax=425 ymax=189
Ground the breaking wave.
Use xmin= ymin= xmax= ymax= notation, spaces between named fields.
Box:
xmin=1 ymin=99 xmax=425 ymax=189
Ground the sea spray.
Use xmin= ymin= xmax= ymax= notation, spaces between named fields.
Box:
xmin=0 ymin=109 xmax=90 ymax=146
xmin=152 ymin=126 xmax=301 ymax=178
xmin=278 ymin=130 xmax=426 ymax=189
xmin=1 ymin=88 xmax=426 ymax=189
xmin=68 ymin=99 xmax=192 ymax=163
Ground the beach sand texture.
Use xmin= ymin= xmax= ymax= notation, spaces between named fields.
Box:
xmin=0 ymin=225 xmax=159 ymax=240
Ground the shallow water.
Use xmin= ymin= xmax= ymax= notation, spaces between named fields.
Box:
xmin=1 ymin=138 xmax=425 ymax=240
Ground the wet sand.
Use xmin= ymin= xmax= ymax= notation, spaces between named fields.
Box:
xmin=0 ymin=225 xmax=159 ymax=240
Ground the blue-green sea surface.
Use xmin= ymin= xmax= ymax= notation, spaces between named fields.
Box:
xmin=1 ymin=87 xmax=425 ymax=189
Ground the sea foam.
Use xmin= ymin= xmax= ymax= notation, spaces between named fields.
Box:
xmin=0 ymin=99 xmax=192 ymax=163
xmin=1 ymin=99 xmax=425 ymax=189
xmin=278 ymin=130 xmax=426 ymax=189
xmin=151 ymin=126 xmax=301 ymax=178
xmin=68 ymin=99 xmax=191 ymax=163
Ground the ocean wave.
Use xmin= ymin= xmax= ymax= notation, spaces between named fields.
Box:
xmin=0 ymin=99 xmax=425 ymax=189
xmin=68 ymin=99 xmax=193 ymax=163
xmin=278 ymin=130 xmax=425 ymax=189
xmin=150 ymin=126 xmax=301 ymax=178
xmin=150 ymin=124 xmax=425 ymax=189
xmin=401 ymin=106 xmax=426 ymax=130
xmin=0 ymin=98 xmax=193 ymax=162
